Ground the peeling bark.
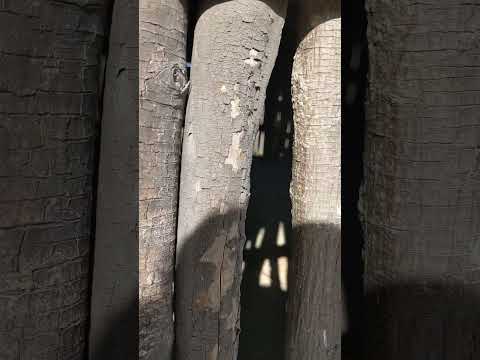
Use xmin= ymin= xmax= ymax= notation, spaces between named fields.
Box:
xmin=139 ymin=0 xmax=188 ymax=359
xmin=0 ymin=1 xmax=109 ymax=358
xmin=285 ymin=12 xmax=341 ymax=360
xmin=174 ymin=1 xmax=287 ymax=359
xmin=363 ymin=1 xmax=480 ymax=358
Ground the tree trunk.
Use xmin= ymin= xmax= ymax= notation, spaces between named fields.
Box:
xmin=285 ymin=11 xmax=341 ymax=360
xmin=0 ymin=1 xmax=109 ymax=358
xmin=362 ymin=1 xmax=480 ymax=358
xmin=139 ymin=0 xmax=188 ymax=359
xmin=88 ymin=1 xmax=138 ymax=359
xmin=174 ymin=1 xmax=287 ymax=359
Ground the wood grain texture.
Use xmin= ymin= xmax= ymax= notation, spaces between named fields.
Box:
xmin=286 ymin=16 xmax=341 ymax=360
xmin=175 ymin=1 xmax=287 ymax=359
xmin=0 ymin=1 xmax=109 ymax=358
xmin=362 ymin=1 xmax=480 ymax=358
xmin=139 ymin=0 xmax=188 ymax=359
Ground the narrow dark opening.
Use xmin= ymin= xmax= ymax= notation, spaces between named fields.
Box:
xmin=341 ymin=0 xmax=368 ymax=358
xmin=185 ymin=0 xmax=197 ymax=69
xmin=85 ymin=1 xmax=116 ymax=358
xmin=238 ymin=4 xmax=296 ymax=359
xmin=172 ymin=3 xmax=196 ymax=360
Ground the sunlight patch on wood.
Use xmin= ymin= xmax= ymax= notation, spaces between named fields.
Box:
xmin=259 ymin=259 xmax=272 ymax=288
xmin=253 ymin=130 xmax=265 ymax=157
xmin=255 ymin=227 xmax=266 ymax=248
xmin=278 ymin=256 xmax=288 ymax=291
xmin=276 ymin=221 xmax=286 ymax=246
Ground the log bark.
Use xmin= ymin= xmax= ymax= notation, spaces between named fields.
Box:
xmin=139 ymin=0 xmax=188 ymax=359
xmin=362 ymin=1 xmax=480 ymax=358
xmin=0 ymin=1 xmax=109 ymax=358
xmin=174 ymin=1 xmax=287 ymax=359
xmin=285 ymin=14 xmax=341 ymax=360
xmin=88 ymin=1 xmax=138 ymax=358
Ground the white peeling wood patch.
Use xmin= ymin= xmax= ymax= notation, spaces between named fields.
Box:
xmin=230 ymin=97 xmax=241 ymax=118
xmin=225 ymin=132 xmax=243 ymax=172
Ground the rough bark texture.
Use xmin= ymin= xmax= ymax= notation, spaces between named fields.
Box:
xmin=285 ymin=16 xmax=341 ymax=360
xmin=175 ymin=1 xmax=287 ymax=359
xmin=362 ymin=1 xmax=480 ymax=358
xmin=88 ymin=1 xmax=138 ymax=359
xmin=0 ymin=1 xmax=108 ymax=359
xmin=139 ymin=0 xmax=188 ymax=359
